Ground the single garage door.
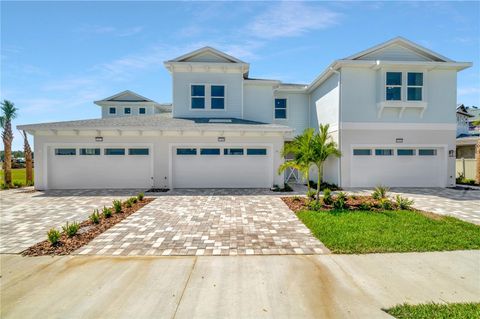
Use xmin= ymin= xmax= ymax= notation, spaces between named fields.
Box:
xmin=172 ymin=146 xmax=272 ymax=188
xmin=350 ymin=147 xmax=445 ymax=187
xmin=47 ymin=146 xmax=152 ymax=189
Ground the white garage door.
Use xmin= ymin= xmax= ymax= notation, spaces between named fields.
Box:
xmin=48 ymin=146 xmax=152 ymax=189
xmin=173 ymin=146 xmax=272 ymax=188
xmin=350 ymin=147 xmax=445 ymax=187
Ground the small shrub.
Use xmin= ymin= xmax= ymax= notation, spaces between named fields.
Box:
xmin=13 ymin=181 xmax=23 ymax=188
xmin=372 ymin=185 xmax=389 ymax=200
xmin=358 ymin=201 xmax=372 ymax=210
xmin=292 ymin=195 xmax=302 ymax=202
xmin=113 ymin=200 xmax=122 ymax=213
xmin=125 ymin=200 xmax=132 ymax=208
xmin=308 ymin=200 xmax=323 ymax=211
xmin=102 ymin=206 xmax=112 ymax=218
xmin=89 ymin=209 xmax=100 ymax=224
xmin=130 ymin=197 xmax=138 ymax=204
xmin=62 ymin=221 xmax=80 ymax=237
xmin=337 ymin=192 xmax=347 ymax=201
xmin=395 ymin=195 xmax=414 ymax=210
xmin=26 ymin=180 xmax=34 ymax=186
xmin=322 ymin=188 xmax=333 ymax=205
xmin=333 ymin=197 xmax=347 ymax=210
xmin=137 ymin=192 xmax=145 ymax=201
xmin=306 ymin=189 xmax=316 ymax=200
xmin=379 ymin=198 xmax=393 ymax=210
xmin=47 ymin=228 xmax=61 ymax=245
xmin=350 ymin=195 xmax=358 ymax=200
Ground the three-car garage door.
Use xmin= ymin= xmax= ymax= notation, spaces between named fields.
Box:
xmin=47 ymin=146 xmax=152 ymax=189
xmin=350 ymin=147 xmax=445 ymax=187
xmin=172 ymin=146 xmax=272 ymax=188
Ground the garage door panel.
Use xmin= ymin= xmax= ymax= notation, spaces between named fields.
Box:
xmin=351 ymin=147 xmax=444 ymax=187
xmin=48 ymin=147 xmax=152 ymax=189
xmin=173 ymin=146 xmax=272 ymax=188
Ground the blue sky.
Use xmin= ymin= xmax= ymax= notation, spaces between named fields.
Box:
xmin=2 ymin=1 xmax=479 ymax=150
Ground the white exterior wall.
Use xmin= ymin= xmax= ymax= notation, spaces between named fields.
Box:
xmin=101 ymin=105 xmax=155 ymax=118
xmin=33 ymin=133 xmax=285 ymax=190
xmin=340 ymin=126 xmax=456 ymax=187
xmin=243 ymin=83 xmax=275 ymax=123
xmin=309 ymin=73 xmax=340 ymax=131
xmin=340 ymin=67 xmax=457 ymax=124
xmin=172 ymin=72 xmax=243 ymax=118
xmin=274 ymin=92 xmax=309 ymax=136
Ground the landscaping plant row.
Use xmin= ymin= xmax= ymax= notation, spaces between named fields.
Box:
xmin=22 ymin=193 xmax=153 ymax=256
xmin=283 ymin=186 xmax=415 ymax=213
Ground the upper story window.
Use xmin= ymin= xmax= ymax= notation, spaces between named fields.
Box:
xmin=274 ymin=98 xmax=287 ymax=119
xmin=124 ymin=107 xmax=131 ymax=115
xmin=191 ymin=85 xmax=205 ymax=109
xmin=386 ymin=72 xmax=402 ymax=101
xmin=139 ymin=107 xmax=146 ymax=114
xmin=407 ymin=72 xmax=423 ymax=101
xmin=109 ymin=107 xmax=116 ymax=114
xmin=211 ymin=85 xmax=225 ymax=109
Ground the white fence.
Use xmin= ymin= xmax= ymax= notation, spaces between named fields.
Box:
xmin=456 ymin=158 xmax=477 ymax=180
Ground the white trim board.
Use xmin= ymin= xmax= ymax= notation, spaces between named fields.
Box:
xmin=341 ymin=122 xmax=456 ymax=130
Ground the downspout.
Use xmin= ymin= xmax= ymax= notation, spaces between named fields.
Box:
xmin=330 ymin=67 xmax=342 ymax=187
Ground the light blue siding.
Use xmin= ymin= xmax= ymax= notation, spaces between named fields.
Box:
xmin=309 ymin=73 xmax=340 ymax=131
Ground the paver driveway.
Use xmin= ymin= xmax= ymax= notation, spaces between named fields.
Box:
xmin=0 ymin=188 xmax=140 ymax=253
xmin=78 ymin=189 xmax=328 ymax=256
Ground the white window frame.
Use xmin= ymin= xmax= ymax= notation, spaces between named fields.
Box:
xmin=274 ymin=97 xmax=288 ymax=120
xmin=210 ymin=85 xmax=226 ymax=110
xmin=124 ymin=107 xmax=131 ymax=115
xmin=139 ymin=107 xmax=146 ymax=115
xmin=190 ymin=84 xmax=206 ymax=110
xmin=406 ymin=72 xmax=423 ymax=101
xmin=385 ymin=72 xmax=403 ymax=101
xmin=109 ymin=107 xmax=116 ymax=115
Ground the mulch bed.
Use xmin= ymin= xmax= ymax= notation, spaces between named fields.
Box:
xmin=22 ymin=198 xmax=154 ymax=256
xmin=282 ymin=195 xmax=393 ymax=213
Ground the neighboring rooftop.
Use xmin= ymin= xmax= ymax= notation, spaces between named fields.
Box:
xmin=17 ymin=113 xmax=293 ymax=133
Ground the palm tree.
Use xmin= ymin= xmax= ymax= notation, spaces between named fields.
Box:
xmin=278 ymin=128 xmax=316 ymax=193
xmin=311 ymin=124 xmax=341 ymax=201
xmin=1 ymin=100 xmax=18 ymax=187
xmin=22 ymin=130 xmax=33 ymax=186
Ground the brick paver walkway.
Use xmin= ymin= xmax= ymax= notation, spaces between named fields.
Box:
xmin=0 ymin=188 xmax=140 ymax=253
xmin=77 ymin=189 xmax=328 ymax=256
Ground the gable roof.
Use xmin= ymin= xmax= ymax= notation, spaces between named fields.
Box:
xmin=345 ymin=36 xmax=453 ymax=62
xmin=96 ymin=90 xmax=154 ymax=103
xmin=167 ymin=46 xmax=246 ymax=64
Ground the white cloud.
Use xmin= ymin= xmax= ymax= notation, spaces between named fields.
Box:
xmin=458 ymin=87 xmax=480 ymax=95
xmin=248 ymin=2 xmax=340 ymax=39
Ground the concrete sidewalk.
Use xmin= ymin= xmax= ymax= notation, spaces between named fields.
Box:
xmin=1 ymin=251 xmax=479 ymax=319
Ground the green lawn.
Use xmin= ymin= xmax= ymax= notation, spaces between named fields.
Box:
xmin=0 ymin=168 xmax=33 ymax=187
xmin=297 ymin=210 xmax=480 ymax=254
xmin=385 ymin=302 xmax=480 ymax=319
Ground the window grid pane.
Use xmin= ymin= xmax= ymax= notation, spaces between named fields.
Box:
xmin=408 ymin=73 xmax=423 ymax=86
xmin=397 ymin=149 xmax=415 ymax=156
xmin=419 ymin=149 xmax=437 ymax=156
xmin=275 ymin=109 xmax=287 ymax=119
xmin=55 ymin=148 xmax=76 ymax=155
xmin=124 ymin=108 xmax=131 ymax=114
xmin=105 ymin=148 xmax=125 ymax=155
xmin=386 ymin=72 xmax=402 ymax=85
xmin=375 ymin=149 xmax=393 ymax=156
xmin=128 ymin=148 xmax=149 ymax=155
xmin=177 ymin=148 xmax=197 ymax=155
xmin=200 ymin=148 xmax=220 ymax=155
xmin=109 ymin=107 xmax=116 ymax=114
xmin=191 ymin=85 xmax=205 ymax=97
xmin=191 ymin=97 xmax=205 ymax=109
xmin=353 ymin=149 xmax=371 ymax=156
xmin=211 ymin=98 xmax=224 ymax=109
xmin=80 ymin=148 xmax=100 ymax=156
xmin=386 ymin=87 xmax=401 ymax=101
xmin=224 ymin=148 xmax=244 ymax=155
xmin=247 ymin=148 xmax=267 ymax=155
xmin=211 ymin=85 xmax=224 ymax=97
xmin=407 ymin=87 xmax=422 ymax=101
xmin=139 ymin=108 xmax=146 ymax=114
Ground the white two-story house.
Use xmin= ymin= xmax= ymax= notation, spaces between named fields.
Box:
xmin=19 ymin=37 xmax=471 ymax=190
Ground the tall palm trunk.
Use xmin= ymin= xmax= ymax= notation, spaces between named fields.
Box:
xmin=316 ymin=163 xmax=323 ymax=202
xmin=2 ymin=121 xmax=13 ymax=187
xmin=476 ymin=139 xmax=480 ymax=184
xmin=23 ymin=131 xmax=33 ymax=185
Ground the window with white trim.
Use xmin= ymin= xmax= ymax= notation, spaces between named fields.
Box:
xmin=375 ymin=149 xmax=393 ymax=156
xmin=105 ymin=148 xmax=125 ymax=155
xmin=177 ymin=148 xmax=197 ymax=155
xmin=407 ymin=72 xmax=423 ymax=101
xmin=211 ymin=85 xmax=225 ymax=109
xmin=419 ymin=149 xmax=437 ymax=156
xmin=128 ymin=148 xmax=149 ymax=155
xmin=139 ymin=107 xmax=146 ymax=114
xmin=55 ymin=148 xmax=76 ymax=156
xmin=191 ymin=85 xmax=205 ymax=109
xmin=124 ymin=107 xmax=131 ymax=115
xmin=109 ymin=107 xmax=116 ymax=114
xmin=397 ymin=149 xmax=415 ymax=156
xmin=274 ymin=98 xmax=287 ymax=119
xmin=353 ymin=149 xmax=371 ymax=156
xmin=386 ymin=72 xmax=402 ymax=101
xmin=80 ymin=148 xmax=100 ymax=155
